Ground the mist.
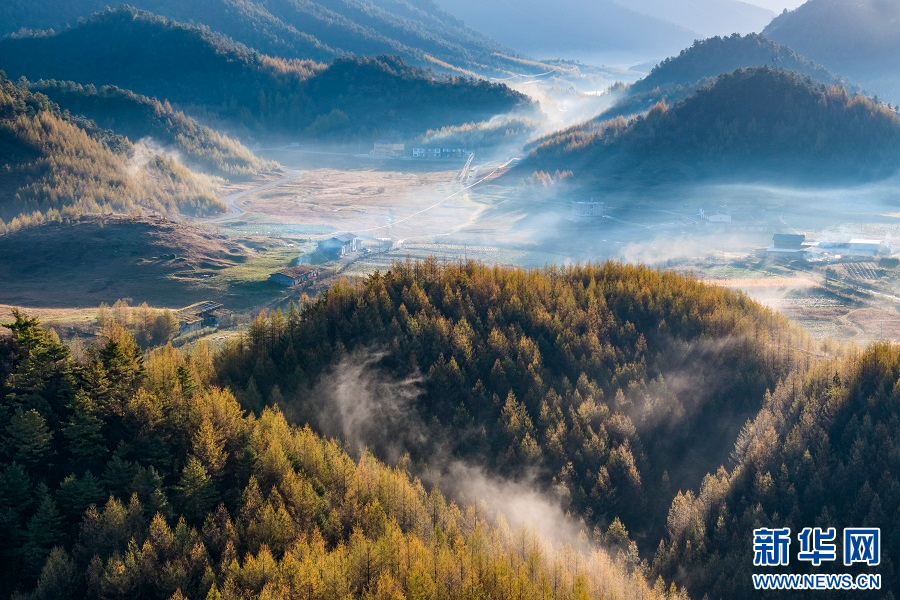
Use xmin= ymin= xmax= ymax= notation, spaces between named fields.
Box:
xmin=302 ymin=350 xmax=602 ymax=551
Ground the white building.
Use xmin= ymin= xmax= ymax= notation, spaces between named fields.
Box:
xmin=848 ymin=239 xmax=884 ymax=256
xmin=569 ymin=200 xmax=605 ymax=223
xmin=699 ymin=207 xmax=732 ymax=223
xmin=372 ymin=141 xmax=405 ymax=157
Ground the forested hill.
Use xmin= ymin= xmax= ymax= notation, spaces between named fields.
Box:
xmin=655 ymin=344 xmax=900 ymax=598
xmin=0 ymin=311 xmax=674 ymax=600
xmin=0 ymin=8 xmax=534 ymax=140
xmin=0 ymin=0 xmax=525 ymax=77
xmin=528 ymin=67 xmax=900 ymax=186
xmin=30 ymin=81 xmax=273 ymax=178
xmin=215 ymin=261 xmax=802 ymax=553
xmin=764 ymin=0 xmax=900 ymax=102
xmin=0 ymin=74 xmax=224 ymax=232
xmin=601 ymin=34 xmax=851 ymax=120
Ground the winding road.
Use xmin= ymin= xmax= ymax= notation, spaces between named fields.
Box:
xmin=201 ymin=169 xmax=303 ymax=224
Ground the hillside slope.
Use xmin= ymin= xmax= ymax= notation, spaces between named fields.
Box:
xmin=0 ymin=216 xmax=254 ymax=308
xmin=0 ymin=75 xmax=224 ymax=231
xmin=655 ymin=344 xmax=900 ymax=597
xmin=764 ymin=0 xmax=900 ymax=100
xmin=0 ymin=0 xmax=525 ymax=76
xmin=30 ymin=80 xmax=273 ymax=177
xmin=0 ymin=313 xmax=673 ymax=599
xmin=215 ymin=261 xmax=801 ymax=550
xmin=529 ymin=68 xmax=900 ymax=186
xmin=0 ymin=8 xmax=533 ymax=140
xmin=601 ymin=34 xmax=850 ymax=119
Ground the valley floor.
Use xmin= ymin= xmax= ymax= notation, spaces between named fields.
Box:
xmin=5 ymin=147 xmax=900 ymax=347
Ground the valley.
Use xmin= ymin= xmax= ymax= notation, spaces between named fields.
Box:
xmin=2 ymin=1 xmax=900 ymax=599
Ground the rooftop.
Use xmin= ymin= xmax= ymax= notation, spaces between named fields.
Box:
xmin=275 ymin=265 xmax=319 ymax=278
xmin=327 ymin=233 xmax=358 ymax=243
xmin=181 ymin=301 xmax=223 ymax=315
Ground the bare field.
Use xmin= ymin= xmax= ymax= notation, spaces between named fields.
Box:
xmin=242 ymin=167 xmax=470 ymax=235
xmin=702 ymin=277 xmax=822 ymax=289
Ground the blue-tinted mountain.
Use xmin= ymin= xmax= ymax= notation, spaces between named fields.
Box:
xmin=0 ymin=8 xmax=534 ymax=140
xmin=600 ymin=33 xmax=852 ymax=119
xmin=764 ymin=0 xmax=900 ymax=101
xmin=528 ymin=67 xmax=900 ymax=185
xmin=0 ymin=0 xmax=527 ymax=76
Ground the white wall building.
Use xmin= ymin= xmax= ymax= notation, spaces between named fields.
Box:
xmin=569 ymin=200 xmax=605 ymax=223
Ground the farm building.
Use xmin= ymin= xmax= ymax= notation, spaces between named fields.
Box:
xmin=270 ymin=265 xmax=320 ymax=287
xmin=698 ymin=207 xmax=732 ymax=223
xmin=569 ymin=200 xmax=605 ymax=223
xmin=772 ymin=234 xmax=806 ymax=249
xmin=371 ymin=140 xmax=405 ymax=157
xmin=410 ymin=146 xmax=470 ymax=159
xmin=849 ymin=239 xmax=884 ymax=256
xmin=318 ymin=234 xmax=361 ymax=258
xmin=178 ymin=301 xmax=223 ymax=335
xmin=767 ymin=234 xmax=807 ymax=256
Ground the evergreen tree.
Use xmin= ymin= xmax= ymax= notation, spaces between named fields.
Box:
xmin=5 ymin=408 xmax=54 ymax=472
xmin=176 ymin=457 xmax=217 ymax=524
xmin=32 ymin=547 xmax=79 ymax=600
xmin=18 ymin=484 xmax=64 ymax=580
xmin=62 ymin=392 xmax=107 ymax=470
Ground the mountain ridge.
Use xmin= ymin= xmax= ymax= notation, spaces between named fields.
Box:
xmin=0 ymin=7 xmax=534 ymax=141
xmin=599 ymin=33 xmax=853 ymax=120
xmin=527 ymin=67 xmax=900 ymax=186
xmin=0 ymin=0 xmax=529 ymax=76
xmin=764 ymin=0 xmax=900 ymax=101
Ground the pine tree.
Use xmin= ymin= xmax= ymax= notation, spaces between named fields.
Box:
xmin=102 ymin=451 xmax=138 ymax=499
xmin=17 ymin=484 xmax=64 ymax=580
xmin=62 ymin=392 xmax=107 ymax=469
xmin=131 ymin=466 xmax=170 ymax=518
xmin=192 ymin=419 xmax=228 ymax=481
xmin=176 ymin=363 xmax=199 ymax=398
xmin=5 ymin=409 xmax=54 ymax=472
xmin=56 ymin=471 xmax=105 ymax=527
xmin=32 ymin=547 xmax=79 ymax=600
xmin=3 ymin=318 xmax=75 ymax=420
xmin=176 ymin=457 xmax=217 ymax=524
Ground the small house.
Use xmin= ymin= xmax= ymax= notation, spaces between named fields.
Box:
xmin=372 ymin=140 xmax=405 ymax=157
xmin=569 ymin=200 xmax=605 ymax=223
xmin=318 ymin=234 xmax=360 ymax=258
xmin=771 ymin=234 xmax=806 ymax=249
xmin=768 ymin=234 xmax=807 ymax=257
xmin=270 ymin=265 xmax=320 ymax=287
xmin=699 ymin=207 xmax=732 ymax=223
xmin=178 ymin=301 xmax=223 ymax=335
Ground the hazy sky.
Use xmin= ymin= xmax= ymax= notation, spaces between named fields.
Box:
xmin=744 ymin=0 xmax=806 ymax=11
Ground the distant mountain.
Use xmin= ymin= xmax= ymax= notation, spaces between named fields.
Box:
xmin=433 ymin=0 xmax=698 ymax=62
xmin=0 ymin=8 xmax=534 ymax=141
xmin=601 ymin=34 xmax=851 ymax=119
xmin=764 ymin=0 xmax=900 ymax=101
xmin=0 ymin=0 xmax=528 ymax=76
xmin=435 ymin=0 xmax=773 ymax=63
xmin=527 ymin=67 xmax=900 ymax=185
xmin=30 ymin=81 xmax=273 ymax=177
xmin=0 ymin=74 xmax=224 ymax=232
xmin=623 ymin=0 xmax=775 ymax=39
